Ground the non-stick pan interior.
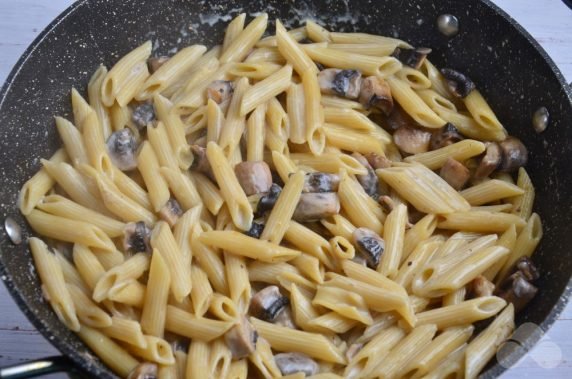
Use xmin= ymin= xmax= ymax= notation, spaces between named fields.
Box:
xmin=1 ymin=1 xmax=571 ymax=377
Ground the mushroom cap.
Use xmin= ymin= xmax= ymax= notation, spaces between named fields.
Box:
xmin=474 ymin=142 xmax=502 ymax=179
xmin=498 ymin=137 xmax=528 ymax=172
xmin=439 ymin=157 xmax=470 ymax=191
xmin=244 ymin=221 xmax=265 ymax=239
xmin=293 ymin=193 xmax=341 ymax=222
xmin=106 ymin=128 xmax=138 ymax=171
xmin=394 ymin=125 xmax=432 ymax=155
xmin=256 ymin=183 xmax=282 ymax=216
xmin=127 ymin=362 xmax=158 ymax=379
xmin=132 ymin=103 xmax=156 ymax=130
xmin=392 ymin=47 xmax=432 ymax=69
xmin=274 ymin=353 xmax=319 ymax=376
xmin=123 ymin=221 xmax=152 ymax=254
xmin=249 ymin=285 xmax=289 ymax=322
xmin=318 ymin=68 xmax=362 ymax=99
xmin=302 ymin=172 xmax=340 ymax=193
xmin=352 ymin=227 xmax=385 ymax=269
xmin=207 ymin=80 xmax=234 ymax=104
xmin=440 ymin=68 xmax=476 ymax=98
xmin=358 ymin=76 xmax=393 ymax=115
xmin=430 ymin=123 xmax=463 ymax=151
xmin=234 ymin=161 xmax=273 ymax=196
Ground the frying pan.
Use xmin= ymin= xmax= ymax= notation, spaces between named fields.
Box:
xmin=0 ymin=0 xmax=571 ymax=378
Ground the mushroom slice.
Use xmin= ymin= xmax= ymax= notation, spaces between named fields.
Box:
xmin=274 ymin=353 xmax=319 ymax=376
xmin=358 ymin=76 xmax=393 ymax=115
xmin=470 ymin=275 xmax=496 ymax=298
xmin=224 ymin=316 xmax=258 ymax=359
xmin=393 ymin=125 xmax=432 ymax=155
xmin=123 ymin=221 xmax=152 ymax=254
xmin=148 ymin=56 xmax=169 ymax=73
xmin=495 ymin=271 xmax=538 ymax=313
xmin=498 ymin=137 xmax=528 ymax=172
xmin=430 ymin=123 xmax=464 ymax=150
xmin=302 ymin=172 xmax=340 ymax=193
xmin=364 ymin=153 xmax=392 ymax=170
xmin=439 ymin=158 xmax=470 ymax=190
xmin=190 ymin=145 xmax=214 ymax=179
xmin=352 ymin=153 xmax=379 ymax=198
xmin=256 ymin=183 xmax=282 ymax=216
xmin=106 ymin=128 xmax=138 ymax=171
xmin=474 ymin=142 xmax=502 ymax=179
xmin=352 ymin=227 xmax=385 ymax=269
xmin=234 ymin=161 xmax=273 ymax=196
xmin=132 ymin=103 xmax=156 ymax=130
xmin=392 ymin=47 xmax=432 ymax=69
xmin=127 ymin=362 xmax=158 ymax=379
xmin=293 ymin=193 xmax=341 ymax=222
xmin=440 ymin=68 xmax=476 ymax=98
xmin=159 ymin=198 xmax=183 ymax=228
xmin=318 ymin=68 xmax=363 ymax=99
xmin=513 ymin=257 xmax=540 ymax=282
xmin=245 ymin=220 xmax=265 ymax=239
xmin=249 ymin=286 xmax=289 ymax=322
xmin=206 ymin=80 xmax=234 ymax=104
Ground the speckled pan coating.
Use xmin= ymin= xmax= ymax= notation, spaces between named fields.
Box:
xmin=0 ymin=0 xmax=571 ymax=378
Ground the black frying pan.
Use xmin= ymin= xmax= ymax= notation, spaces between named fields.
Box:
xmin=0 ymin=0 xmax=571 ymax=378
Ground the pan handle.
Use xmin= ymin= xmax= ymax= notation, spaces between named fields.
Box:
xmin=0 ymin=356 xmax=81 ymax=379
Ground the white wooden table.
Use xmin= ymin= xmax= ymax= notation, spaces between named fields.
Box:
xmin=0 ymin=0 xmax=571 ymax=377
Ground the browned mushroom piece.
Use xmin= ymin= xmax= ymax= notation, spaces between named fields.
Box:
xmin=513 ymin=257 xmax=540 ymax=282
xmin=206 ymin=80 xmax=234 ymax=104
xmin=470 ymin=275 xmax=496 ymax=298
xmin=224 ymin=316 xmax=258 ymax=359
xmin=358 ymin=76 xmax=393 ymax=115
xmin=474 ymin=142 xmax=502 ymax=179
xmin=274 ymin=353 xmax=319 ymax=376
xmin=318 ymin=68 xmax=362 ymax=99
xmin=439 ymin=158 xmax=470 ymax=190
xmin=190 ymin=144 xmax=214 ymax=179
xmin=123 ymin=221 xmax=152 ymax=254
xmin=495 ymin=271 xmax=538 ymax=313
xmin=148 ymin=56 xmax=169 ymax=73
xmin=440 ymin=68 xmax=476 ymax=98
xmin=430 ymin=123 xmax=464 ymax=150
xmin=249 ymin=286 xmax=290 ymax=322
xmin=234 ymin=161 xmax=272 ymax=196
xmin=498 ymin=137 xmax=528 ymax=172
xmin=256 ymin=183 xmax=283 ymax=216
xmin=383 ymin=105 xmax=417 ymax=132
xmin=364 ymin=152 xmax=392 ymax=170
xmin=391 ymin=47 xmax=432 ymax=69
xmin=127 ymin=362 xmax=158 ymax=379
xmin=293 ymin=193 xmax=340 ymax=222
xmin=106 ymin=128 xmax=138 ymax=171
xmin=352 ymin=227 xmax=385 ymax=269
xmin=159 ymin=198 xmax=183 ymax=228
xmin=352 ymin=153 xmax=380 ymax=198
xmin=244 ymin=220 xmax=265 ymax=239
xmin=302 ymin=172 xmax=340 ymax=193
xmin=393 ymin=125 xmax=432 ymax=155
xmin=132 ymin=103 xmax=156 ymax=130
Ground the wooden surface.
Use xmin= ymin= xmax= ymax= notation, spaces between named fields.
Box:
xmin=0 ymin=0 xmax=571 ymax=377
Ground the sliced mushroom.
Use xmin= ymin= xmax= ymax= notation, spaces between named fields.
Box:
xmin=352 ymin=227 xmax=385 ymax=269
xmin=256 ymin=183 xmax=282 ymax=216
xmin=430 ymin=123 xmax=464 ymax=150
xmin=318 ymin=68 xmax=362 ymax=99
xmin=127 ymin=362 xmax=158 ymax=379
xmin=303 ymin=172 xmax=340 ymax=193
xmin=383 ymin=104 xmax=417 ymax=132
xmin=474 ymin=142 xmax=502 ymax=179
xmin=440 ymin=68 xmax=476 ymax=98
xmin=132 ymin=103 xmax=156 ymax=130
xmin=190 ymin=145 xmax=214 ymax=179
xmin=513 ymin=257 xmax=540 ymax=282
xmin=148 ymin=56 xmax=169 ymax=73
xmin=249 ymin=286 xmax=290 ymax=322
xmin=495 ymin=271 xmax=538 ymax=313
xmin=245 ymin=220 xmax=265 ymax=239
xmin=393 ymin=125 xmax=432 ymax=155
xmin=293 ymin=193 xmax=340 ymax=222
xmin=206 ymin=80 xmax=234 ymax=104
xmin=352 ymin=153 xmax=379 ymax=198
xmin=275 ymin=353 xmax=319 ymax=376
xmin=364 ymin=153 xmax=392 ymax=170
xmin=123 ymin=221 xmax=152 ymax=254
xmin=470 ymin=275 xmax=496 ymax=297
xmin=224 ymin=316 xmax=258 ymax=359
xmin=439 ymin=158 xmax=470 ymax=190
xmin=358 ymin=76 xmax=393 ymax=115
xmin=392 ymin=47 xmax=432 ymax=69
xmin=234 ymin=161 xmax=273 ymax=196
xmin=105 ymin=128 xmax=138 ymax=171
xmin=159 ymin=198 xmax=183 ymax=228
xmin=498 ymin=137 xmax=528 ymax=172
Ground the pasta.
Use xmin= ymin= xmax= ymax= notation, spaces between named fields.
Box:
xmin=21 ymin=16 xmax=541 ymax=379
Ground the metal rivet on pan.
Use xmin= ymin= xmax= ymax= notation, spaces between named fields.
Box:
xmin=437 ymin=14 xmax=459 ymax=37
xmin=4 ymin=217 xmax=22 ymax=245
xmin=532 ymin=106 xmax=549 ymax=133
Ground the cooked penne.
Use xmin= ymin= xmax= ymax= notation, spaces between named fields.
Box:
xmin=301 ymin=69 xmax=326 ymax=155
xmin=461 ymin=179 xmax=524 ymax=205
xmin=220 ymin=13 xmax=268 ymax=63
xmin=276 ymin=20 xmax=317 ymax=76
xmin=437 ymin=210 xmax=527 ymax=233
xmin=404 ymin=139 xmax=486 ymax=169
xmin=222 ymin=13 xmax=246 ymax=52
xmin=338 ymin=170 xmax=384 ymax=234
xmin=140 ymin=249 xmax=170 ymax=338
xmin=379 ymin=203 xmax=407 ymax=277
xmin=165 ymin=306 xmax=233 ymax=341
xmin=241 ymin=64 xmax=292 ymax=116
